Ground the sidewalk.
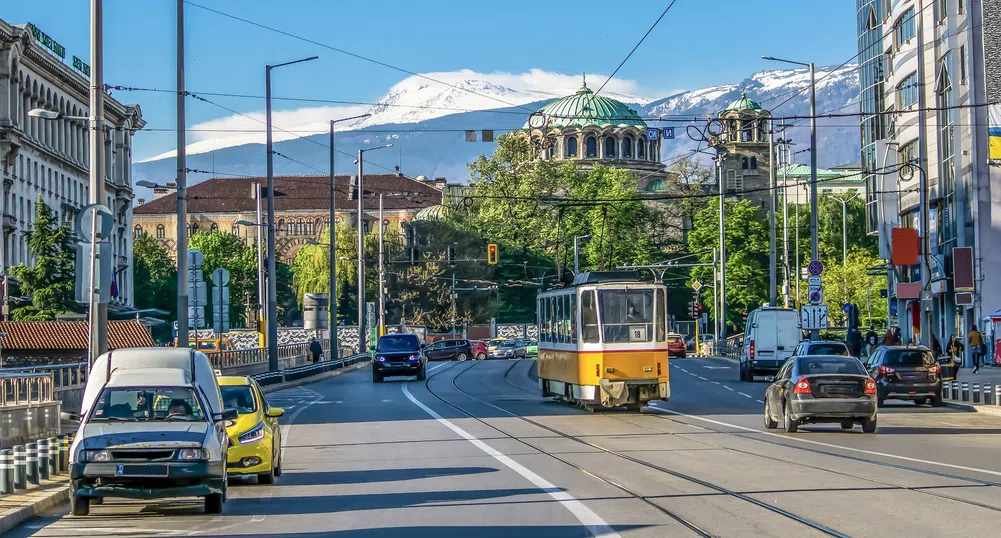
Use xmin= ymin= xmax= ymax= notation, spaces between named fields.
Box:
xmin=943 ymin=366 xmax=1001 ymax=416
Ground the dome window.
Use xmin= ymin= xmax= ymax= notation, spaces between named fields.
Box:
xmin=585 ymin=136 xmax=597 ymax=157
xmin=604 ymin=137 xmax=617 ymax=158
xmin=637 ymin=140 xmax=645 ymax=159
xmin=742 ymin=157 xmax=749 ymax=170
xmin=750 ymin=157 xmax=758 ymax=170
xmin=623 ymin=136 xmax=633 ymax=158
xmin=566 ymin=137 xmax=578 ymax=158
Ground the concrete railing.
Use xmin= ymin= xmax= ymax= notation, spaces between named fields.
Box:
xmin=0 ymin=371 xmax=62 ymax=448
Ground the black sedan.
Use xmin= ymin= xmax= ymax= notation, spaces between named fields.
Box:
xmin=372 ymin=334 xmax=427 ymax=382
xmin=763 ymin=355 xmax=878 ymax=434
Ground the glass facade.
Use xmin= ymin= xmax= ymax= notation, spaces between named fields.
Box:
xmin=858 ymin=0 xmax=887 ymax=234
xmin=937 ymin=52 xmax=956 ymax=248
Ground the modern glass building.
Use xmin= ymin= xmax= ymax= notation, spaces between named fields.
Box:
xmin=856 ymin=0 xmax=886 ymax=235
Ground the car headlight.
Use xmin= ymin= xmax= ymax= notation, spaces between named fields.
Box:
xmin=407 ymin=354 xmax=419 ymax=361
xmin=176 ymin=448 xmax=207 ymax=461
xmin=504 ymin=350 xmax=513 ymax=356
xmin=376 ymin=356 xmax=386 ymax=362
xmin=237 ymin=422 xmax=266 ymax=444
xmin=78 ymin=449 xmax=110 ymax=462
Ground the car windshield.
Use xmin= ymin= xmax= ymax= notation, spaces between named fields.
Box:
xmin=796 ymin=357 xmax=866 ymax=376
xmin=885 ymin=350 xmax=935 ymax=367
xmin=667 ymin=335 xmax=683 ymax=343
xmin=528 ymin=341 xmax=537 ymax=346
xmin=498 ymin=341 xmax=515 ymax=348
xmin=807 ymin=343 xmax=849 ymax=355
xmin=377 ymin=335 xmax=420 ymax=352
xmin=221 ymin=385 xmax=257 ymax=415
xmin=91 ymin=387 xmax=205 ymax=422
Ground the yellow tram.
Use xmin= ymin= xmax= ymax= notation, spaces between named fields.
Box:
xmin=537 ymin=271 xmax=670 ymax=409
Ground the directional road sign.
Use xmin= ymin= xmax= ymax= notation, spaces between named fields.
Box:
xmin=801 ymin=305 xmax=828 ymax=330
xmin=663 ymin=127 xmax=675 ymax=140
xmin=808 ymin=260 xmax=824 ymax=277
xmin=74 ymin=242 xmax=112 ymax=304
xmin=75 ymin=204 xmax=113 ymax=242
xmin=645 ymin=128 xmax=660 ymax=141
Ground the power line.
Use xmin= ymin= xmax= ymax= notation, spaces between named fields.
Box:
xmin=593 ymin=1 xmax=679 ymax=98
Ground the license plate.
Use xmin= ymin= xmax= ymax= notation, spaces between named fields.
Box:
xmin=116 ymin=464 xmax=168 ymax=477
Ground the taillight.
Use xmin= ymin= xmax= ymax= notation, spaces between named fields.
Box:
xmin=864 ymin=378 xmax=877 ymax=394
xmin=749 ymin=340 xmax=755 ymax=360
xmin=793 ymin=378 xmax=811 ymax=394
xmin=878 ymin=365 xmax=895 ymax=375
xmin=928 ymin=364 xmax=941 ymax=375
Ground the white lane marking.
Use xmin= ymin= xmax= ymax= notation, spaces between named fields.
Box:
xmin=280 ymin=391 xmax=325 ymax=464
xmin=649 ymin=404 xmax=1001 ymax=478
xmin=721 ymin=385 xmax=735 ymax=392
xmin=428 ymin=363 xmax=448 ymax=372
xmin=755 ymin=399 xmax=765 ymax=404
xmin=252 ymin=514 xmax=266 ymax=522
xmin=702 ymin=366 xmax=730 ymax=370
xmin=711 ymin=381 xmax=721 ymax=385
xmin=940 ymin=421 xmax=962 ymax=427
xmin=697 ymin=376 xmax=708 ymax=381
xmin=401 ymin=384 xmax=619 ymax=538
xmin=738 ymin=392 xmax=753 ymax=399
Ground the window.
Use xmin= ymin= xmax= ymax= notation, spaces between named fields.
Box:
xmin=656 ymin=288 xmax=666 ymax=342
xmin=750 ymin=157 xmax=758 ymax=170
xmin=960 ymin=45 xmax=967 ymax=83
xmin=581 ymin=290 xmax=599 ymax=343
xmin=231 ymin=224 xmax=240 ymax=235
xmin=604 ymin=137 xmax=616 ymax=158
xmin=133 ymin=225 xmax=142 ymax=238
xmin=585 ymin=135 xmax=597 ymax=157
xmin=546 ymin=137 xmax=558 ymax=159
xmin=191 ymin=223 xmax=199 ymax=234
xmin=92 ymin=387 xmax=205 ymax=422
xmin=898 ymin=140 xmax=918 ymax=165
xmin=599 ymin=289 xmax=654 ymax=343
xmin=897 ymin=73 xmax=918 ymax=108
xmin=936 ymin=0 xmax=948 ymax=22
xmin=742 ymin=157 xmax=749 ymax=170
xmin=637 ymin=140 xmax=645 ymax=159
xmin=938 ymin=52 xmax=956 ymax=241
xmin=156 ymin=224 xmax=165 ymax=239
xmin=894 ymin=8 xmax=916 ymax=49
xmin=221 ymin=385 xmax=258 ymax=415
xmin=623 ymin=136 xmax=633 ymax=158
xmin=726 ymin=169 xmax=742 ymax=191
xmin=210 ymin=223 xmax=219 ymax=233
xmin=565 ymin=137 xmax=577 ymax=158
xmin=277 ymin=219 xmax=285 ymax=234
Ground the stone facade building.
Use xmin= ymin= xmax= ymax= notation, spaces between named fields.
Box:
xmin=716 ymin=92 xmax=773 ymax=209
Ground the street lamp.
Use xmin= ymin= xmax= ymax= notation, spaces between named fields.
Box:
xmin=573 ymin=235 xmax=591 ymax=274
xmin=832 ymin=192 xmax=861 ymax=265
xmin=265 ymin=55 xmax=318 ymax=370
xmin=328 ymin=113 xmax=370 ymax=358
xmin=28 ymin=109 xmax=88 ymax=121
xmin=355 ymin=144 xmax=392 ymax=352
xmin=764 ymin=55 xmax=819 ymax=337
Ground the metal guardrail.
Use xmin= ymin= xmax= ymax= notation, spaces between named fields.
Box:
xmin=205 ymin=340 xmax=330 ymax=369
xmin=0 ymin=372 xmax=54 ymax=406
xmin=2 ymin=363 xmax=87 ymax=391
xmin=254 ymin=353 xmax=369 ymax=386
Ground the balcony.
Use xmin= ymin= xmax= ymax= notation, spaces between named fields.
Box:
xmin=3 ymin=213 xmax=15 ymax=234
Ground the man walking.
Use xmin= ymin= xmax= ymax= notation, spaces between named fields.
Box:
xmin=969 ymin=324 xmax=983 ymax=374
xmin=309 ymin=336 xmax=323 ymax=364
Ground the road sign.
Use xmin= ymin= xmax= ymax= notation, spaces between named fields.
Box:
xmin=187 ymin=249 xmax=205 ymax=269
xmin=808 ymin=260 xmax=824 ymax=276
xmin=808 ymin=288 xmax=823 ymax=304
xmin=807 ymin=276 xmax=821 ymax=286
xmin=212 ymin=268 xmax=230 ymax=287
xmin=75 ymin=204 xmax=113 ymax=242
xmin=801 ymin=305 xmax=828 ymax=330
xmin=187 ymin=306 xmax=206 ymax=329
xmin=663 ymin=127 xmax=675 ymax=140
xmin=645 ymin=128 xmax=660 ymax=141
xmin=692 ymin=280 xmax=702 ymax=291
xmin=74 ymin=242 xmax=113 ymax=304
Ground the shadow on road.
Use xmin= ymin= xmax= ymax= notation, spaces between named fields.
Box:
xmin=276 ymin=467 xmax=499 ymax=486
xmin=202 ymin=525 xmax=650 ymax=538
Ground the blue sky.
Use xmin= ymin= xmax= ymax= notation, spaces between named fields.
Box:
xmin=5 ymin=0 xmax=858 ymax=160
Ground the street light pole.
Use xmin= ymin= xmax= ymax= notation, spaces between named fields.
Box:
xmin=378 ymin=193 xmax=385 ymax=336
xmin=768 ymin=120 xmax=777 ymax=306
xmin=717 ymin=154 xmax=727 ymax=340
xmin=265 ymin=56 xmax=317 ymax=370
xmin=574 ymin=234 xmax=591 ymax=274
xmin=88 ymin=0 xmax=107 ymax=366
xmin=833 ymin=193 xmax=860 ymax=265
xmin=254 ymin=185 xmax=265 ymax=338
xmin=356 ymin=144 xmax=392 ymax=352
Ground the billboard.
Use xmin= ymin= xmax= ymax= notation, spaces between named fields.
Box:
xmin=985 ymin=0 xmax=1001 ymax=159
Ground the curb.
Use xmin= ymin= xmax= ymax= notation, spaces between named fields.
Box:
xmin=261 ymin=359 xmax=371 ymax=394
xmin=0 ymin=481 xmax=70 ymax=535
xmin=944 ymin=401 xmax=1001 ymax=417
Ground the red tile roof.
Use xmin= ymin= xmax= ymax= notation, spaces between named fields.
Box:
xmin=134 ymin=175 xmax=444 ymax=215
xmin=0 ymin=320 xmax=155 ymax=351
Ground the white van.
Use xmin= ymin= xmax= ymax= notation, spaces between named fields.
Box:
xmin=739 ymin=307 xmax=801 ymax=381
xmin=69 ymin=348 xmax=236 ymax=516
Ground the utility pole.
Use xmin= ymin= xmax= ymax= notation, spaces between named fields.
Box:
xmin=88 ymin=0 xmax=108 ymax=364
xmin=780 ymin=131 xmax=791 ymax=307
xmin=768 ymin=120 xmax=777 ymax=306
xmin=717 ymin=154 xmax=727 ymax=339
xmin=915 ymin=0 xmax=932 ymax=348
xmin=175 ymin=0 xmax=189 ymax=352
xmin=833 ymin=193 xmax=860 ymax=265
xmin=712 ymin=247 xmax=719 ymax=344
xmin=378 ymin=193 xmax=385 ymax=336
xmin=254 ymin=184 xmax=264 ymax=341
xmin=329 ymin=121 xmax=337 ymax=357
xmin=357 ymin=150 xmax=365 ymax=352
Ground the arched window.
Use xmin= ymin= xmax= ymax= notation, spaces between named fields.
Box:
xmin=133 ymin=225 xmax=142 ymax=238
xmin=623 ymin=136 xmax=633 ymax=158
xmin=191 ymin=223 xmax=199 ymax=234
xmin=231 ymin=223 xmax=239 ymax=235
xmin=400 ymin=219 xmax=407 ymax=228
xmin=604 ymin=137 xmax=617 ymax=158
xmin=742 ymin=157 xmax=749 ymax=170
xmin=210 ymin=223 xmax=219 ymax=233
xmin=156 ymin=224 xmax=165 ymax=239
xmin=546 ymin=137 xmax=558 ymax=159
xmin=314 ymin=218 xmax=322 ymax=233
xmin=585 ymin=135 xmax=597 ymax=157
xmin=324 ymin=217 xmax=331 ymax=230
xmin=383 ymin=219 xmax=390 ymax=229
xmin=186 ymin=224 xmax=191 ymax=237
xmin=305 ymin=219 xmax=313 ymax=235
xmin=565 ymin=137 xmax=578 ymax=158
xmin=750 ymin=157 xmax=758 ymax=170
xmin=363 ymin=221 xmax=370 ymax=233
xmin=637 ymin=140 xmax=645 ymax=159
xmin=297 ymin=218 xmax=305 ymax=235
xmin=277 ymin=219 xmax=285 ymax=234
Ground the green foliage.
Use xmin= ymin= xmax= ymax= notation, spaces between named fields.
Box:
xmin=817 ymin=194 xmax=877 ymax=260
xmin=796 ymin=248 xmax=887 ymax=328
xmin=9 ymin=198 xmax=78 ymax=320
xmin=188 ymin=230 xmax=262 ymax=327
xmin=133 ymin=232 xmax=177 ymax=342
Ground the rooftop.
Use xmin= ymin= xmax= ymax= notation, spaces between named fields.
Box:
xmin=526 ymin=81 xmax=646 ymax=130
xmin=0 ymin=320 xmax=155 ymax=351
xmin=722 ymin=91 xmax=765 ymax=113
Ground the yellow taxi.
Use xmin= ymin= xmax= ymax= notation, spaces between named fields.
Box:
xmin=218 ymin=376 xmax=284 ymax=483
xmin=486 ymin=338 xmax=507 ymax=352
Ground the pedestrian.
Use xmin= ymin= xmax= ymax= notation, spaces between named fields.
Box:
xmin=931 ymin=334 xmax=943 ymax=358
xmin=865 ymin=327 xmax=879 ymax=357
xmin=969 ymin=324 xmax=984 ymax=374
xmin=846 ymin=327 xmax=863 ymax=358
xmin=891 ymin=326 xmax=903 ymax=345
xmin=882 ymin=327 xmax=895 ymax=345
xmin=309 ymin=336 xmax=323 ymax=364
xmin=946 ymin=334 xmax=963 ymax=380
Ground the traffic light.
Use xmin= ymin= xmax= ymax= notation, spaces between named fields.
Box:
xmin=688 ymin=301 xmax=697 ymax=318
xmin=487 ymin=244 xmax=498 ymax=265
xmin=446 ymin=244 xmax=456 ymax=265
xmin=742 ymin=309 xmax=748 ymax=324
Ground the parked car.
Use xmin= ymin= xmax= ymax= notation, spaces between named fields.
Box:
xmin=70 ymin=348 xmax=236 ymax=516
xmin=863 ymin=346 xmax=943 ymax=407
xmin=425 ymin=339 xmax=474 ymax=361
xmin=525 ymin=340 xmax=539 ymax=358
xmin=488 ymin=339 xmax=527 ymax=359
xmin=764 ymin=355 xmax=878 ymax=433
xmin=740 ymin=307 xmax=802 ymax=381
xmin=469 ymin=340 xmax=488 ymax=360
xmin=667 ymin=333 xmax=687 ymax=358
xmin=373 ymin=333 xmax=427 ymax=382
xmin=218 ymin=375 xmax=284 ymax=483
xmin=791 ymin=341 xmax=850 ymax=357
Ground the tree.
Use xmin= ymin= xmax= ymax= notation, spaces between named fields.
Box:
xmin=9 ymin=198 xmax=78 ymax=320
xmin=133 ymin=232 xmax=177 ymax=342
xmin=391 ymin=252 xmax=464 ymax=331
xmin=188 ymin=230 xmax=260 ymax=328
xmin=817 ymin=194 xmax=877 ymax=260
xmin=687 ymin=198 xmax=770 ymax=331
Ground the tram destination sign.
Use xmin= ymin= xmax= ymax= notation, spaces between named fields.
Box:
xmin=26 ymin=23 xmax=66 ymax=59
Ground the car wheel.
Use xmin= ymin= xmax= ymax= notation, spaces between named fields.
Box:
xmin=763 ymin=400 xmax=778 ymax=429
xmin=456 ymin=352 xmax=468 ymax=362
xmin=416 ymin=364 xmax=427 ymax=381
xmin=738 ymin=364 xmax=747 ymax=382
xmin=273 ymin=447 xmax=282 ymax=477
xmin=372 ymin=369 xmax=382 ymax=383
xmin=205 ymin=492 xmax=224 ymax=514
xmin=783 ymin=400 xmax=798 ymax=433
xmin=932 ymin=391 xmax=944 ymax=407
xmin=258 ymin=464 xmax=275 ymax=485
xmin=477 ymin=353 xmax=486 ymax=360
xmin=914 ymin=397 xmax=929 ymax=406
xmin=71 ymin=495 xmax=90 ymax=516
xmin=861 ymin=416 xmax=877 ymax=434
xmin=840 ymin=420 xmax=854 ymax=430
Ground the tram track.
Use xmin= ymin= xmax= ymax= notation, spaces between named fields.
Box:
xmin=422 ymin=360 xmax=850 ymax=538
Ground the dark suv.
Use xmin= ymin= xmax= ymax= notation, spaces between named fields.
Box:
xmin=864 ymin=346 xmax=943 ymax=407
xmin=373 ymin=334 xmax=426 ymax=382
xmin=425 ymin=339 xmax=473 ymax=361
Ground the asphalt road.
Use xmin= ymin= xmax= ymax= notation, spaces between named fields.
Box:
xmin=10 ymin=357 xmax=1001 ymax=537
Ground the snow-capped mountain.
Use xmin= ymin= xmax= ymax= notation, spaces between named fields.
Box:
xmin=133 ymin=66 xmax=860 ymax=196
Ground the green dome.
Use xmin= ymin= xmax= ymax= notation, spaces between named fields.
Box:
xmin=525 ymin=81 xmax=646 ymax=130
xmin=413 ymin=204 xmax=449 ymax=222
xmin=723 ymin=91 xmax=764 ymax=113
xmin=646 ymin=179 xmax=667 ymax=192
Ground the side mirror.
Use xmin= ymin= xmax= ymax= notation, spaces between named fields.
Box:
xmin=420 ymin=344 xmax=426 ymax=349
xmin=61 ymin=411 xmax=80 ymax=422
xmin=765 ymin=375 xmax=776 ymax=382
xmin=216 ymin=409 xmax=238 ymax=421
xmin=266 ymin=407 xmax=285 ymax=418
xmin=368 ymin=345 xmax=376 ymax=352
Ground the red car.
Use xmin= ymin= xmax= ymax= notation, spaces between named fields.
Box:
xmin=667 ymin=334 xmax=687 ymax=358
xmin=469 ymin=340 xmax=488 ymax=360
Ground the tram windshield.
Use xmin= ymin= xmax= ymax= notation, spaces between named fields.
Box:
xmin=599 ymin=289 xmax=654 ymax=343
